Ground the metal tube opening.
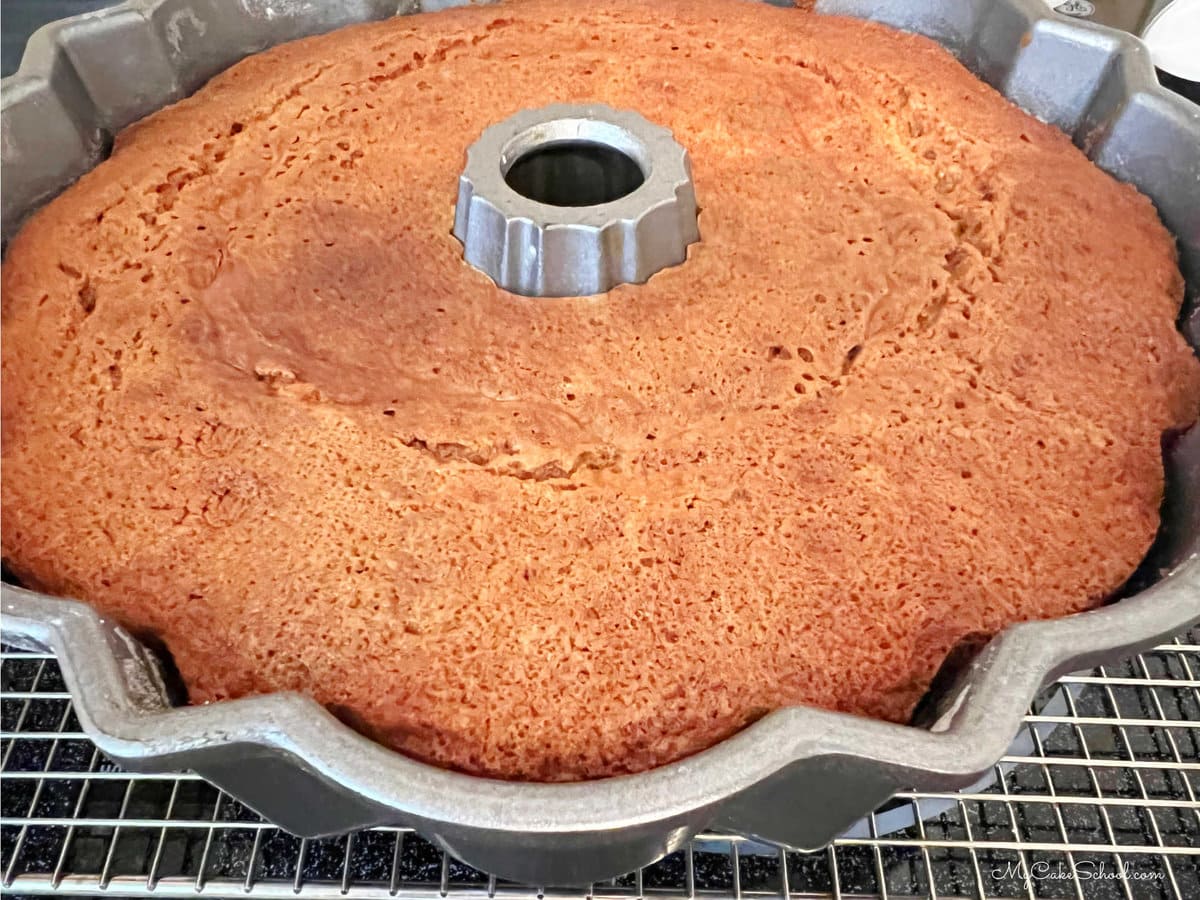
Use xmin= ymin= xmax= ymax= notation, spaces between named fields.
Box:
xmin=456 ymin=103 xmax=699 ymax=296
xmin=503 ymin=140 xmax=646 ymax=208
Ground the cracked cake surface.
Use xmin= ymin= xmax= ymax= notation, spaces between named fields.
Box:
xmin=2 ymin=0 xmax=1198 ymax=780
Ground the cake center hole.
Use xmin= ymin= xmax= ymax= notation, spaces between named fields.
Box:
xmin=504 ymin=140 xmax=645 ymax=207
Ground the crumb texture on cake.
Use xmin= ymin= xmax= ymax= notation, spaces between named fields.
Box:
xmin=2 ymin=0 xmax=1198 ymax=781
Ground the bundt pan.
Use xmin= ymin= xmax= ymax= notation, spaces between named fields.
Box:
xmin=2 ymin=0 xmax=1199 ymax=886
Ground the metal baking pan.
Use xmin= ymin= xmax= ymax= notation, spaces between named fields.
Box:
xmin=2 ymin=0 xmax=1199 ymax=886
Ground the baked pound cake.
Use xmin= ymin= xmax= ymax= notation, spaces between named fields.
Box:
xmin=3 ymin=0 xmax=1198 ymax=781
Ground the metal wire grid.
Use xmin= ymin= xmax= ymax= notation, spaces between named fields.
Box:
xmin=1 ymin=633 xmax=1197 ymax=900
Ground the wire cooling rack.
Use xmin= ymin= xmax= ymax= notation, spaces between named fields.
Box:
xmin=1 ymin=633 xmax=1198 ymax=900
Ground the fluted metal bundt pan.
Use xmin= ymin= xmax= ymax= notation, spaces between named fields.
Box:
xmin=2 ymin=0 xmax=1199 ymax=885
xmin=454 ymin=103 xmax=701 ymax=296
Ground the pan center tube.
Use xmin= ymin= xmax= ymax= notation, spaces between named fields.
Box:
xmin=453 ymin=104 xmax=700 ymax=297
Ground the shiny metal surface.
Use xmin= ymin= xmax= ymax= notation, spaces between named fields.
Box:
xmin=1 ymin=0 xmax=1199 ymax=886
xmin=453 ymin=104 xmax=699 ymax=297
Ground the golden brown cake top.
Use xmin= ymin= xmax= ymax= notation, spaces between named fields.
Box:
xmin=3 ymin=0 xmax=1198 ymax=781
